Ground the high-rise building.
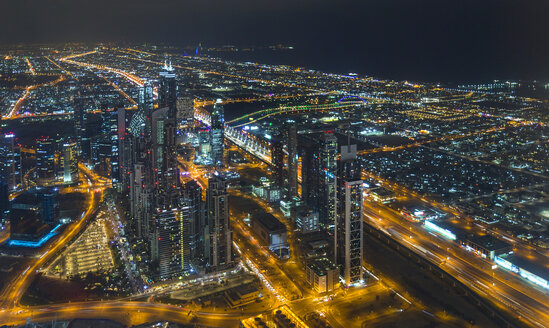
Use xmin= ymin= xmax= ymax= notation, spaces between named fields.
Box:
xmin=62 ymin=141 xmax=79 ymax=184
xmin=129 ymin=82 xmax=154 ymax=137
xmin=129 ymin=163 xmax=153 ymax=239
xmin=205 ymin=174 xmax=232 ymax=270
xmin=36 ymin=137 xmax=56 ymax=186
xmin=334 ymin=144 xmax=363 ymax=287
xmin=159 ymin=61 xmax=177 ymax=115
xmin=319 ymin=133 xmax=338 ymax=228
xmin=176 ymin=96 xmax=195 ymax=128
xmin=287 ymin=125 xmax=298 ymax=198
xmin=271 ymin=136 xmax=285 ymax=186
xmin=0 ymin=133 xmax=21 ymax=191
xmin=210 ymin=99 xmax=225 ymax=167
xmin=155 ymin=209 xmax=184 ymax=280
xmin=73 ymin=89 xmax=87 ymax=156
xmin=37 ymin=187 xmax=60 ymax=226
xmin=0 ymin=181 xmax=9 ymax=226
xmin=180 ymin=180 xmax=205 ymax=271
xmin=299 ymin=132 xmax=337 ymax=228
xmin=92 ymin=110 xmax=119 ymax=186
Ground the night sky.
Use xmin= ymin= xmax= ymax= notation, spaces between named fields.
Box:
xmin=2 ymin=0 xmax=549 ymax=82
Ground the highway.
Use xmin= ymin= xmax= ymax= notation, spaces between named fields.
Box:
xmin=0 ymin=301 xmax=244 ymax=327
xmin=362 ymin=199 xmax=549 ymax=328
xmin=0 ymin=164 xmax=105 ymax=309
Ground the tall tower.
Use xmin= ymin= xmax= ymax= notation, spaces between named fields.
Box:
xmin=271 ymin=136 xmax=285 ymax=186
xmin=159 ymin=61 xmax=177 ymax=115
xmin=205 ymin=174 xmax=232 ymax=270
xmin=287 ymin=125 xmax=298 ymax=198
xmin=210 ymin=99 xmax=225 ymax=167
xmin=176 ymin=95 xmax=195 ymax=127
xmin=73 ymin=89 xmax=86 ymax=156
xmin=180 ymin=180 xmax=205 ymax=271
xmin=298 ymin=132 xmax=337 ymax=228
xmin=36 ymin=137 xmax=56 ymax=186
xmin=129 ymin=82 xmax=154 ymax=137
xmin=62 ymin=141 xmax=79 ymax=184
xmin=0 ymin=133 xmax=21 ymax=191
xmin=319 ymin=133 xmax=338 ymax=228
xmin=156 ymin=209 xmax=184 ymax=280
xmin=334 ymin=144 xmax=363 ymax=287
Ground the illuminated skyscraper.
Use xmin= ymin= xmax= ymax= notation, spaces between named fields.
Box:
xmin=180 ymin=180 xmax=205 ymax=271
xmin=205 ymin=174 xmax=232 ymax=270
xmin=155 ymin=208 xmax=184 ymax=280
xmin=0 ymin=133 xmax=21 ymax=191
xmin=210 ymin=99 xmax=225 ymax=167
xmin=36 ymin=137 xmax=56 ymax=186
xmin=319 ymin=133 xmax=338 ymax=228
xmin=176 ymin=96 xmax=195 ymax=128
xmin=334 ymin=144 xmax=363 ymax=287
xmin=299 ymin=132 xmax=337 ymax=228
xmin=159 ymin=61 xmax=177 ymax=115
xmin=129 ymin=82 xmax=154 ymax=137
xmin=271 ymin=136 xmax=285 ymax=186
xmin=73 ymin=88 xmax=87 ymax=156
xmin=287 ymin=125 xmax=298 ymax=198
xmin=62 ymin=141 xmax=79 ymax=184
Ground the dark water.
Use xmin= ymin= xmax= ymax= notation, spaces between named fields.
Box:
xmin=207 ymin=49 xmax=549 ymax=85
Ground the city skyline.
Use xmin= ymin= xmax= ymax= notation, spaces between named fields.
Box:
xmin=0 ymin=2 xmax=548 ymax=327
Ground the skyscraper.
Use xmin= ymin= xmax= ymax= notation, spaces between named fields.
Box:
xmin=129 ymin=82 xmax=154 ymax=137
xmin=319 ymin=133 xmax=338 ymax=228
xmin=0 ymin=133 xmax=21 ymax=191
xmin=0 ymin=181 xmax=8 ymax=227
xmin=334 ymin=144 xmax=363 ymax=287
xmin=298 ymin=132 xmax=337 ymax=228
xmin=36 ymin=137 xmax=56 ymax=186
xmin=271 ymin=136 xmax=285 ymax=186
xmin=205 ymin=174 xmax=232 ymax=270
xmin=155 ymin=209 xmax=184 ymax=280
xmin=176 ymin=96 xmax=195 ymax=128
xmin=180 ymin=180 xmax=205 ymax=272
xmin=159 ymin=61 xmax=177 ymax=115
xmin=210 ymin=99 xmax=225 ymax=167
xmin=62 ymin=141 xmax=79 ymax=184
xmin=73 ymin=88 xmax=87 ymax=156
xmin=37 ymin=187 xmax=60 ymax=226
xmin=287 ymin=125 xmax=298 ymax=198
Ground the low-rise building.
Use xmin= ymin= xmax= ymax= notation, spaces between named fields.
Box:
xmin=306 ymin=258 xmax=339 ymax=293
xmin=251 ymin=213 xmax=289 ymax=259
xmin=295 ymin=208 xmax=319 ymax=233
xmin=464 ymin=235 xmax=512 ymax=260
xmin=225 ymin=283 xmax=261 ymax=308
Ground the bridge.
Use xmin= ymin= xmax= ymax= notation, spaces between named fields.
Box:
xmin=194 ymin=110 xmax=272 ymax=164
xmin=227 ymin=102 xmax=361 ymax=128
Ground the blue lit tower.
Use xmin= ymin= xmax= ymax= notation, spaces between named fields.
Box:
xmin=210 ymin=99 xmax=225 ymax=167
xmin=334 ymin=144 xmax=364 ymax=287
